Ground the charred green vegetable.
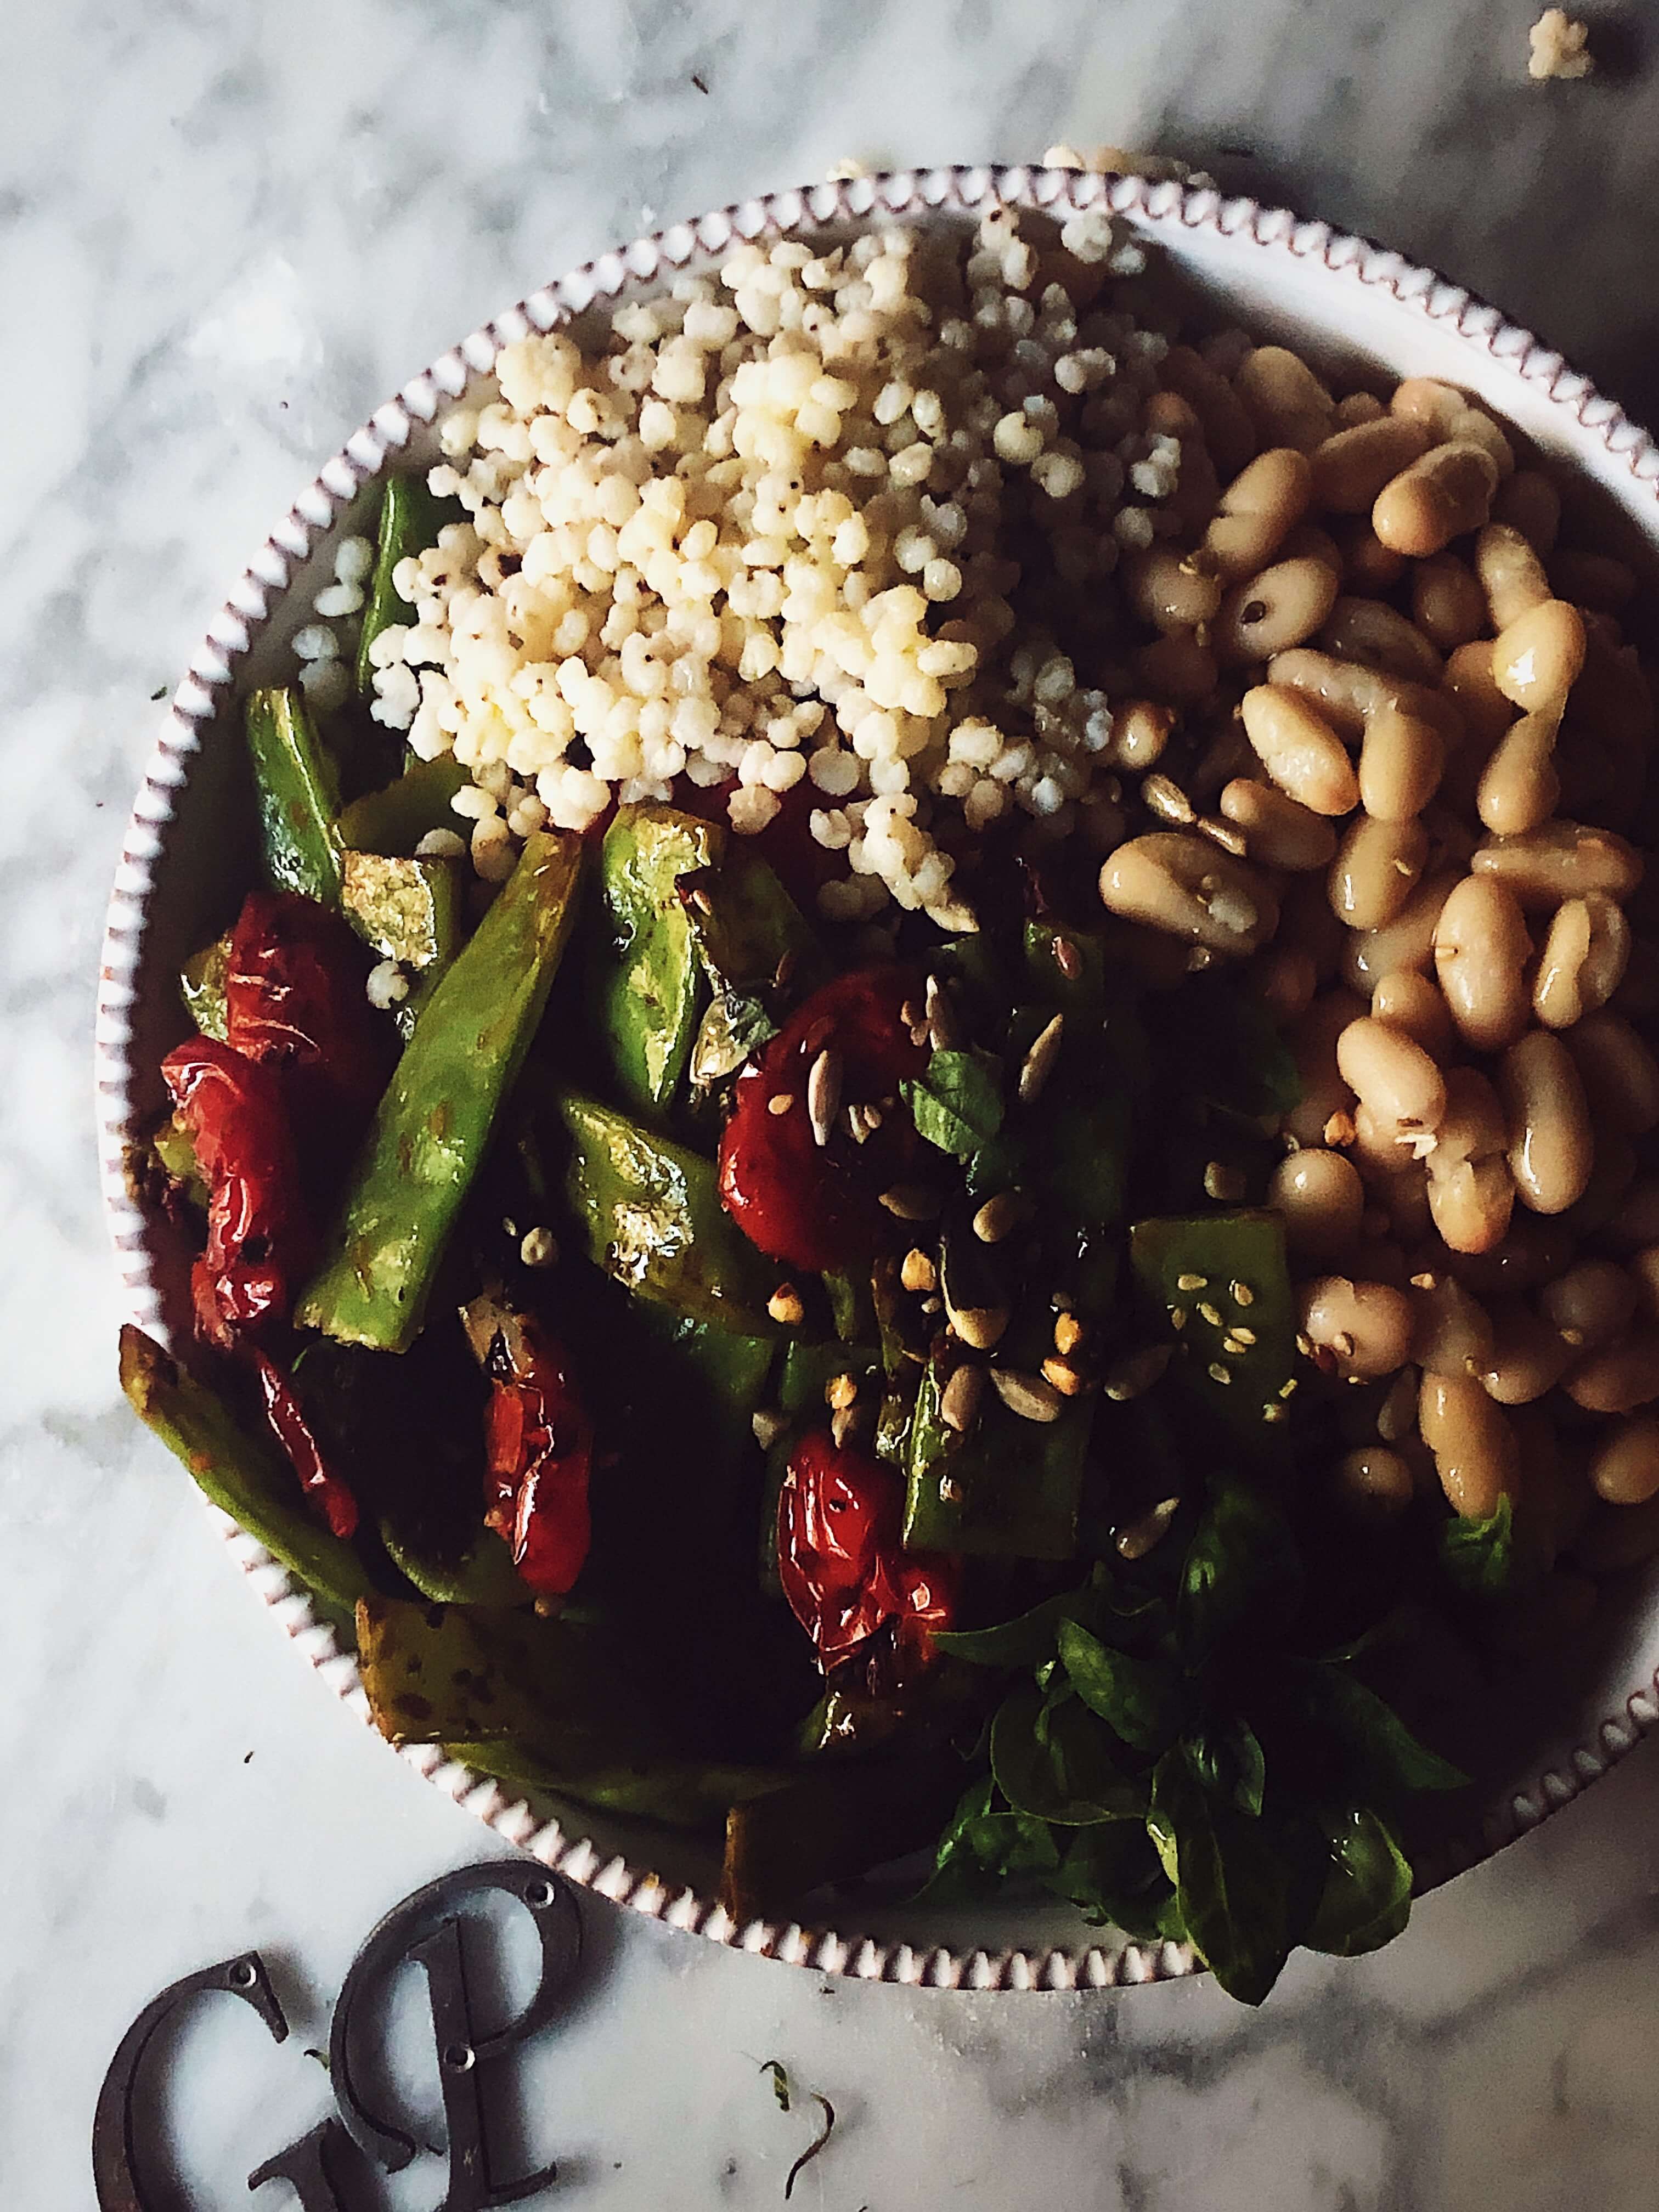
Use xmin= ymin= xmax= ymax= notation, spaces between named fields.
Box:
xmin=595 ymin=804 xmax=724 ymax=1118
xmin=245 ymin=686 xmax=343 ymax=906
xmin=298 ymin=832 xmax=585 ymax=1351
xmin=553 ymin=1087 xmax=790 ymax=1333
xmin=120 ymin=1327 xmax=369 ymax=1626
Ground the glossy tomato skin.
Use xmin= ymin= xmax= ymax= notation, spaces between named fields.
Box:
xmin=776 ymin=1430 xmax=958 ymax=1673
xmin=250 ymin=1346 xmax=360 ymax=1539
xmin=716 ymin=966 xmax=926 ymax=1273
xmin=225 ymin=890 xmax=394 ymax=1149
xmin=161 ymin=1037 xmax=314 ymax=1346
xmin=483 ymin=1316 xmax=594 ymax=1598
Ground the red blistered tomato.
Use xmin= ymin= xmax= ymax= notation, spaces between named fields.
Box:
xmin=161 ymin=1039 xmax=314 ymax=1346
xmin=249 ymin=1347 xmax=360 ymax=1539
xmin=717 ymin=966 xmax=926 ymax=1273
xmin=225 ymin=890 xmax=394 ymax=1141
xmin=777 ymin=1430 xmax=958 ymax=1673
xmin=482 ymin=1314 xmax=594 ymax=1598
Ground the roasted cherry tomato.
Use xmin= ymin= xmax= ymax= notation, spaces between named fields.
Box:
xmin=249 ymin=1346 xmax=359 ymax=1539
xmin=161 ymin=1038 xmax=313 ymax=1346
xmin=482 ymin=1312 xmax=594 ymax=1598
xmin=717 ymin=966 xmax=926 ymax=1273
xmin=225 ymin=889 xmax=394 ymax=1145
xmin=777 ymin=1430 xmax=957 ymax=1673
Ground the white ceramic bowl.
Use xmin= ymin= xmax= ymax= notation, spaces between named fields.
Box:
xmin=97 ymin=165 xmax=1659 ymax=1994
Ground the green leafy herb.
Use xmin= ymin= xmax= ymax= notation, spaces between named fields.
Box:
xmin=901 ymin=1048 xmax=1005 ymax=1161
xmin=933 ymin=1592 xmax=1080 ymax=1669
xmin=1148 ymin=1749 xmax=1300 ymax=2006
xmin=1306 ymin=1806 xmax=1413 ymax=1957
xmin=1178 ymin=1476 xmax=1302 ymax=1665
xmin=785 ymin=2094 xmax=836 ymax=2202
xmin=1184 ymin=1717 xmax=1267 ymax=1819
xmin=990 ymin=1684 xmax=1144 ymax=1826
xmin=1056 ymin=1620 xmax=1184 ymax=1754
xmin=1438 ymin=1495 xmax=1515 ymax=1597
xmin=1292 ymin=1663 xmax=1470 ymax=1799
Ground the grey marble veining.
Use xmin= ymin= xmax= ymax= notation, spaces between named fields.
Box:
xmin=12 ymin=0 xmax=1659 ymax=2203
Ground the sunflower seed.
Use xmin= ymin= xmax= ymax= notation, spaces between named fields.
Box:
xmin=950 ymin=1304 xmax=1009 ymax=1352
xmin=940 ymin=1364 xmax=985 ymax=1435
xmin=879 ymin=1183 xmax=941 ymax=1221
xmin=1104 ymin=1343 xmax=1173 ymax=1401
xmin=1116 ymin=1496 xmax=1180 ymax=1561
xmin=972 ymin=1191 xmax=1026 ymax=1244
xmin=1018 ymin=1013 xmax=1064 ymax=1104
xmin=924 ymin=973 xmax=958 ymax=1051
xmin=807 ymin=1047 xmax=842 ymax=1148
xmin=989 ymin=1368 xmax=1063 ymax=1423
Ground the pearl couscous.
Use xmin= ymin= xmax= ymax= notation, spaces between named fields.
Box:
xmin=363 ymin=208 xmax=1194 ymax=928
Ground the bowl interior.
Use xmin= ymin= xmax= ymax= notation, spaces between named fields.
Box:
xmin=108 ymin=173 xmax=1659 ymax=1969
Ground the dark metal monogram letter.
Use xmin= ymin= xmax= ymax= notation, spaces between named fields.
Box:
xmin=329 ymin=1860 xmax=582 ymax=2208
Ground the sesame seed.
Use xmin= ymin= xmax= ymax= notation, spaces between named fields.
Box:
xmin=1222 ymin=1335 xmax=1248 ymax=1357
xmin=1231 ymin=1282 xmax=1255 ymax=1306
xmin=1207 ymin=1362 xmax=1232 ymax=1385
xmin=1176 ymin=1273 xmax=1207 ymax=1293
xmin=1231 ymin=1326 xmax=1257 ymax=1346
xmin=1171 ymin=1307 xmax=1187 ymax=1330
xmin=1198 ymin=1301 xmax=1223 ymax=1327
xmin=768 ymin=1092 xmax=795 ymax=1117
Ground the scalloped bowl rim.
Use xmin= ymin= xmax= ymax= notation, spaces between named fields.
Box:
xmin=94 ymin=163 xmax=1659 ymax=1995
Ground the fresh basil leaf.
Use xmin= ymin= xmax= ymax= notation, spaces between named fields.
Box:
xmin=1305 ymin=1805 xmax=1413 ymax=1957
xmin=1047 ymin=1821 xmax=1173 ymax=1936
xmin=916 ymin=1773 xmax=1065 ymax=1904
xmin=1294 ymin=1664 xmax=1469 ymax=1797
xmin=1178 ymin=1475 xmax=1303 ymax=1666
xmin=901 ymin=1048 xmax=1005 ymax=1161
xmin=1148 ymin=1748 xmax=1296 ymax=2006
xmin=934 ymin=1592 xmax=1077 ymax=1670
xmin=991 ymin=1685 xmax=1144 ymax=1826
xmin=1438 ymin=1495 xmax=1514 ymax=1597
xmin=1184 ymin=1718 xmax=1267 ymax=1819
xmin=1057 ymin=1620 xmax=1185 ymax=1753
xmin=1156 ymin=973 xmax=1302 ymax=1126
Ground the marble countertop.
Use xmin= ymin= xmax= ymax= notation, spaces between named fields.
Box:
xmin=15 ymin=0 xmax=1659 ymax=2203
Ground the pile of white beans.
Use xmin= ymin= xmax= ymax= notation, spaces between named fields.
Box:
xmin=1092 ymin=346 xmax=1659 ymax=1630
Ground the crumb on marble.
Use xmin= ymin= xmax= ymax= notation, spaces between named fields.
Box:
xmin=1528 ymin=8 xmax=1594 ymax=80
xmin=1041 ymin=143 xmax=1217 ymax=188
